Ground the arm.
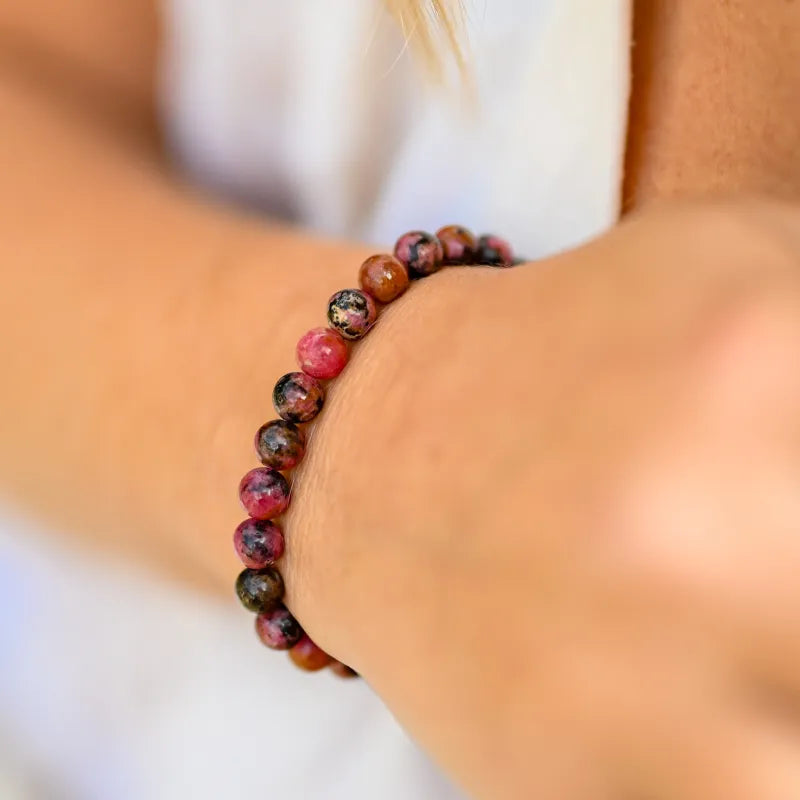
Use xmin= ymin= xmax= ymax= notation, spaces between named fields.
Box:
xmin=0 ymin=1 xmax=372 ymax=591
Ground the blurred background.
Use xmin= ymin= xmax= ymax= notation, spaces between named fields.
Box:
xmin=0 ymin=509 xmax=460 ymax=799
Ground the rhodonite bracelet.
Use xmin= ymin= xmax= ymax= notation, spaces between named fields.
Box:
xmin=232 ymin=225 xmax=516 ymax=677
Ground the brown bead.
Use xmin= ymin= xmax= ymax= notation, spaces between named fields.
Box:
xmin=255 ymin=419 xmax=306 ymax=470
xmin=288 ymin=634 xmax=333 ymax=671
xmin=358 ymin=254 xmax=410 ymax=304
xmin=330 ymin=661 xmax=359 ymax=679
xmin=436 ymin=225 xmax=477 ymax=265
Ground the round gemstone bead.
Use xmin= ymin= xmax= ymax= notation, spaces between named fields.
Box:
xmin=255 ymin=419 xmax=306 ymax=470
xmin=436 ymin=225 xmax=477 ymax=265
xmin=296 ymin=327 xmax=348 ymax=380
xmin=235 ymin=567 xmax=284 ymax=613
xmin=233 ymin=518 xmax=285 ymax=569
xmin=239 ymin=467 xmax=290 ymax=520
xmin=273 ymin=372 xmax=324 ymax=423
xmin=358 ymin=254 xmax=409 ymax=303
xmin=330 ymin=661 xmax=359 ymax=679
xmin=474 ymin=234 xmax=514 ymax=267
xmin=327 ymin=289 xmax=378 ymax=340
xmin=394 ymin=231 xmax=444 ymax=277
xmin=289 ymin=635 xmax=333 ymax=671
xmin=255 ymin=606 xmax=304 ymax=650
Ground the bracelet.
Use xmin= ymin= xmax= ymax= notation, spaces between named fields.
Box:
xmin=232 ymin=226 xmax=517 ymax=677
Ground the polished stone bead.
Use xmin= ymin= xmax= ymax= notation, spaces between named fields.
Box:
xmin=330 ymin=661 xmax=359 ymax=679
xmin=233 ymin=518 xmax=285 ymax=569
xmin=327 ymin=289 xmax=378 ymax=340
xmin=255 ymin=419 xmax=306 ymax=470
xmin=358 ymin=254 xmax=410 ymax=303
xmin=474 ymin=234 xmax=514 ymax=267
xmin=273 ymin=372 xmax=324 ymax=423
xmin=296 ymin=327 xmax=349 ymax=380
xmin=235 ymin=567 xmax=284 ymax=613
xmin=393 ymin=231 xmax=444 ymax=277
xmin=436 ymin=225 xmax=477 ymax=265
xmin=255 ymin=606 xmax=304 ymax=650
xmin=288 ymin=634 xmax=333 ymax=671
xmin=238 ymin=467 xmax=290 ymax=520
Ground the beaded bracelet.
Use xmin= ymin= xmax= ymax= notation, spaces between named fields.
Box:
xmin=232 ymin=225 xmax=517 ymax=677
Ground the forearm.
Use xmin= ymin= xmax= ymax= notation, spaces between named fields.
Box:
xmin=0 ymin=68 xmax=372 ymax=591
xmin=626 ymin=0 xmax=800 ymax=208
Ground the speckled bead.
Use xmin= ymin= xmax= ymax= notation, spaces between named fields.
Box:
xmin=255 ymin=606 xmax=304 ymax=650
xmin=239 ymin=467 xmax=290 ymax=520
xmin=235 ymin=567 xmax=285 ymax=613
xmin=296 ymin=327 xmax=349 ymax=380
xmin=289 ymin=634 xmax=333 ymax=671
xmin=233 ymin=518 xmax=285 ymax=569
xmin=475 ymin=234 xmax=514 ymax=267
xmin=330 ymin=661 xmax=359 ymax=679
xmin=232 ymin=224 xmax=521 ymax=673
xmin=436 ymin=225 xmax=477 ymax=265
xmin=327 ymin=289 xmax=378 ymax=340
xmin=273 ymin=372 xmax=325 ymax=423
xmin=358 ymin=254 xmax=409 ymax=303
xmin=394 ymin=231 xmax=444 ymax=277
xmin=255 ymin=419 xmax=306 ymax=470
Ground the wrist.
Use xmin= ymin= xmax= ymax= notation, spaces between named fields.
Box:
xmin=188 ymin=229 xmax=376 ymax=591
xmin=283 ymin=262 xmax=545 ymax=653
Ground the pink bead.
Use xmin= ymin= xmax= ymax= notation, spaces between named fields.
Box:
xmin=239 ymin=467 xmax=290 ymax=520
xmin=327 ymin=289 xmax=378 ymax=340
xmin=394 ymin=231 xmax=444 ymax=277
xmin=475 ymin=234 xmax=514 ymax=267
xmin=273 ymin=372 xmax=324 ymax=423
xmin=296 ymin=327 xmax=348 ymax=380
xmin=255 ymin=606 xmax=303 ymax=650
xmin=233 ymin=518 xmax=285 ymax=568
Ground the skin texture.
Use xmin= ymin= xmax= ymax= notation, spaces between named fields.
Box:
xmin=287 ymin=201 xmax=800 ymax=798
xmin=2 ymin=1 xmax=800 ymax=798
xmin=625 ymin=0 xmax=800 ymax=206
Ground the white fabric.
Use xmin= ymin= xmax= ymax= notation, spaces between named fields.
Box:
xmin=162 ymin=0 xmax=631 ymax=258
xmin=0 ymin=514 xmax=456 ymax=800
xmin=1 ymin=1 xmax=631 ymax=797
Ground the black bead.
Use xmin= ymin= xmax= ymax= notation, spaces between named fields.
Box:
xmin=235 ymin=567 xmax=285 ymax=613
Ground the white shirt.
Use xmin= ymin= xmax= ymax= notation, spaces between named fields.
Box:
xmin=162 ymin=0 xmax=630 ymax=257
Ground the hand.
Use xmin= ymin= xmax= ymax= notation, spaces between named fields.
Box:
xmin=285 ymin=200 xmax=800 ymax=799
